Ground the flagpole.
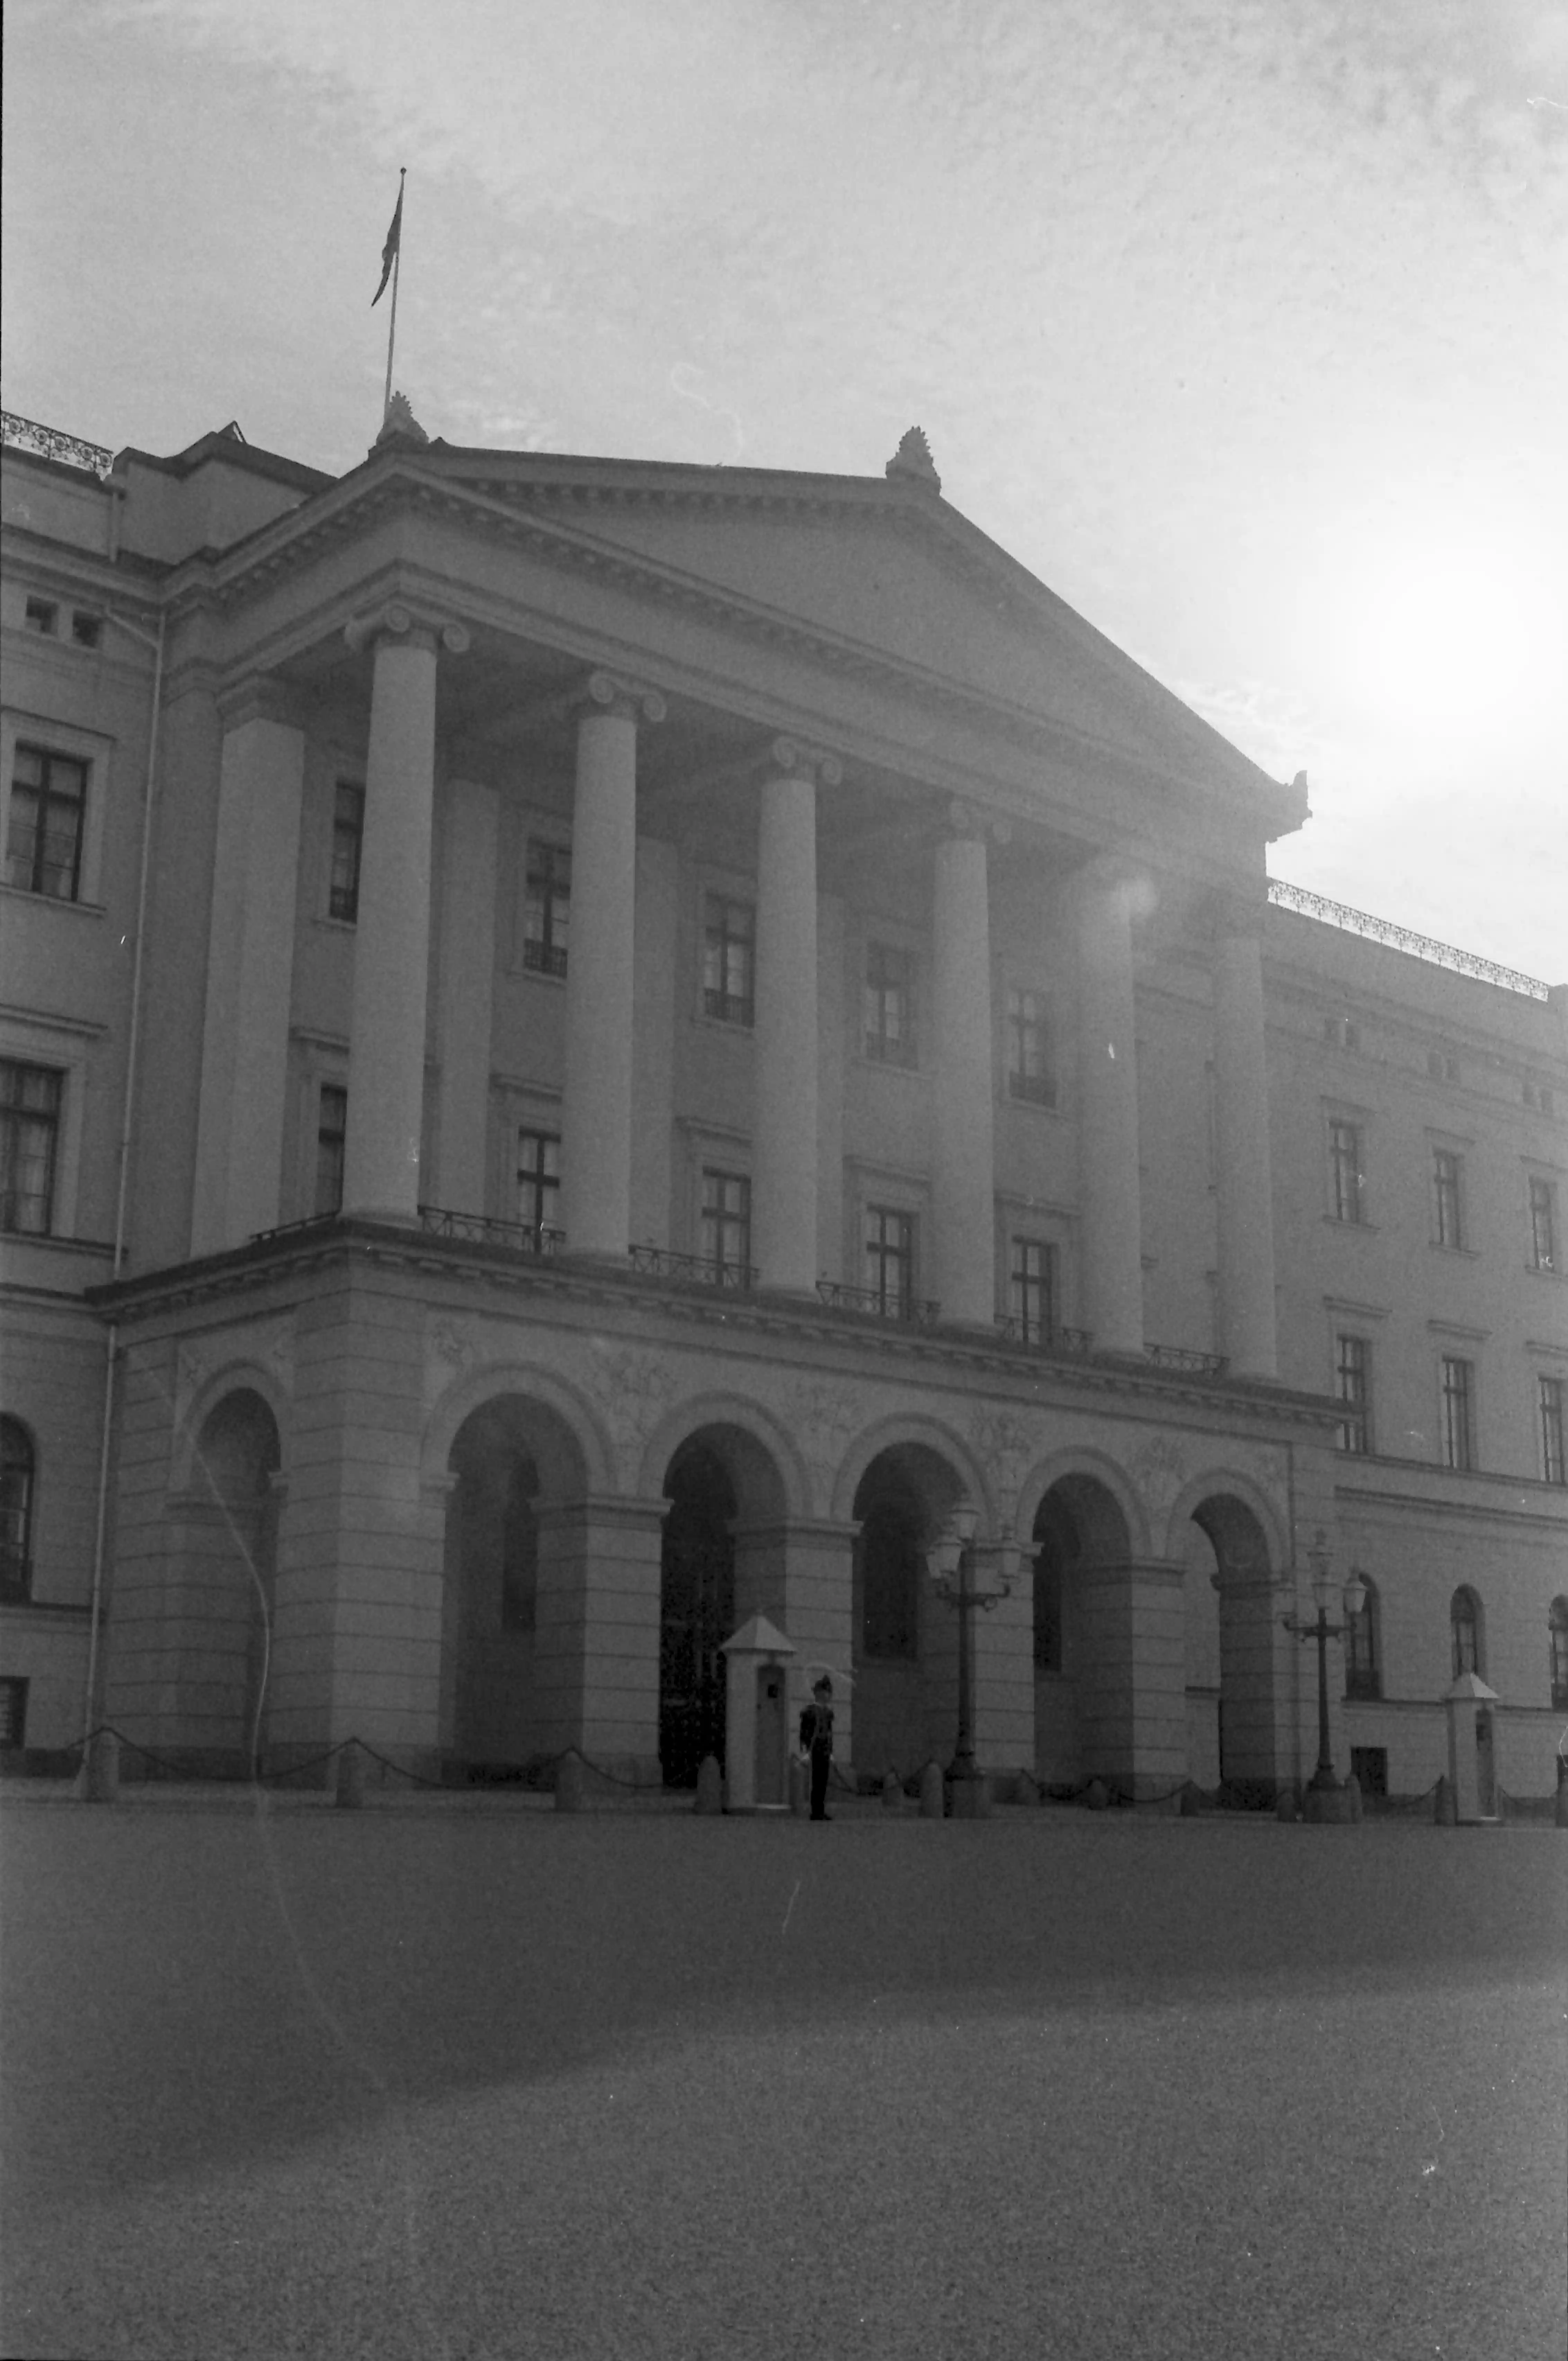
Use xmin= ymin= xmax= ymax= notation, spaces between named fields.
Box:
xmin=382 ymin=167 xmax=406 ymax=421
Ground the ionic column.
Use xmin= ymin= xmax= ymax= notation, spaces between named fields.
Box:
xmin=191 ymin=679 xmax=305 ymax=1254
xmin=932 ymin=809 xmax=997 ymax=1326
xmin=753 ymin=739 xmax=839 ymax=1291
xmin=1212 ymin=892 xmax=1279 ymax=1378
xmin=560 ymin=673 xmax=665 ymax=1256
xmin=340 ymin=602 xmax=470 ymax=1221
xmin=1076 ymin=859 xmax=1144 ymax=1354
xmin=431 ymin=777 xmax=499 ymax=1215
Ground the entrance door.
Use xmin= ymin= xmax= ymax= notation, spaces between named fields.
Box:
xmin=659 ymin=1447 xmax=736 ymax=1786
xmin=1475 ymin=1708 xmax=1497 ymax=1815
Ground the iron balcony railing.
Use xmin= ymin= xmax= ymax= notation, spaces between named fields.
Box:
xmin=815 ymin=1279 xmax=942 ymax=1327
xmin=627 ymin=1243 xmax=757 ymax=1290
xmin=2 ymin=409 xmax=116 ymax=477
xmin=993 ymin=1316 xmax=1093 ymax=1353
xmin=1142 ymin=1342 xmax=1229 ymax=1376
xmin=1267 ymin=878 xmax=1549 ymax=1001
xmin=418 ymin=1206 xmax=564 ymax=1255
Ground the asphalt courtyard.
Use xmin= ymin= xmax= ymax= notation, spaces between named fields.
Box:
xmin=1 ymin=1794 xmax=1563 ymax=2361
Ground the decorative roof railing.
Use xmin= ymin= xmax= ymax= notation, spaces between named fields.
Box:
xmin=2 ymin=410 xmax=116 ymax=478
xmin=1266 ymin=878 xmax=1550 ymax=1001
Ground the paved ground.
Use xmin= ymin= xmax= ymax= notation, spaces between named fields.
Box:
xmin=1 ymin=1797 xmax=1563 ymax=2361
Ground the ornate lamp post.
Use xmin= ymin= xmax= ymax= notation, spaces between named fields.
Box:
xmin=930 ymin=1505 xmax=1014 ymax=1814
xmin=1282 ymin=1528 xmax=1367 ymax=1823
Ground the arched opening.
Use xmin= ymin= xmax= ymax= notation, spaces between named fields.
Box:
xmin=444 ymin=1393 xmax=587 ymax=1769
xmin=851 ymin=1443 xmax=965 ymax=1778
xmin=1031 ymin=1473 xmax=1132 ymax=1786
xmin=0 ymin=1415 xmax=37 ymax=1600
xmin=191 ymin=1388 xmax=281 ymax=1760
xmin=1189 ymin=1493 xmax=1280 ymax=1789
xmin=659 ymin=1441 xmax=738 ymax=1786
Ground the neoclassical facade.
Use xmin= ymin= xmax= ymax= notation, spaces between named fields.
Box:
xmin=2 ymin=406 xmax=1565 ymax=1796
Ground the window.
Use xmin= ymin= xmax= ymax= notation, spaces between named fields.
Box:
xmin=23 ymin=598 xmax=57 ymax=635
xmin=1334 ymin=1334 xmax=1372 ymax=1456
xmin=0 ymin=1678 xmax=27 ymax=1751
xmin=699 ymin=1168 xmax=750 ymax=1282
xmin=1541 ymin=1377 xmax=1566 ymax=1486
xmin=1550 ymin=1598 xmax=1568 ymax=1709
xmin=1010 ymin=1238 xmax=1056 ymax=1344
xmin=71 ymin=612 xmax=102 ymax=650
xmin=1349 ymin=1747 xmax=1388 ymax=1800
xmin=1524 ymin=1082 xmax=1556 ymax=1117
xmin=863 ymin=1206 xmax=916 ymax=1318
xmin=516 ymin=1128 xmax=561 ymax=1240
xmin=1006 ymin=988 xmax=1055 ymax=1106
xmin=328 ymin=782 xmax=364 ymax=922
xmin=0 ymin=1061 xmax=63 ymax=1235
xmin=6 ymin=745 xmax=87 ymax=901
xmin=702 ymin=895 xmax=755 ymax=1026
xmin=1450 ymin=1586 xmax=1481 ymax=1679
xmin=863 ymin=942 xmax=916 ymax=1066
xmin=1426 ymin=1048 xmax=1459 ymax=1084
xmin=1431 ymin=1149 xmax=1463 ymax=1249
xmin=1324 ymin=1016 xmax=1359 ymax=1051
xmin=858 ymin=1497 xmax=921 ymax=1659
xmin=1529 ymin=1177 xmax=1557 ymax=1273
xmin=1328 ymin=1119 xmax=1364 ymax=1222
xmin=313 ymin=1084 xmax=347 ymax=1216
xmin=1440 ymin=1357 xmax=1475 ymax=1471
xmin=1344 ymin=1577 xmax=1380 ymax=1700
xmin=1 ymin=1417 xmax=36 ymax=1600
xmin=523 ymin=840 xmax=570 ymax=977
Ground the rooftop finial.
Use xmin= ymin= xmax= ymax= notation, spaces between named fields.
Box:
xmin=885 ymin=425 xmax=941 ymax=493
xmin=375 ymin=390 xmax=428 ymax=450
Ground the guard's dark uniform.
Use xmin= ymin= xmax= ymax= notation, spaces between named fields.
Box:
xmin=799 ymin=1687 xmax=835 ymax=1821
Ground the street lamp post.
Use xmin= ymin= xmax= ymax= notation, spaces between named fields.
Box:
xmin=930 ymin=1505 xmax=1014 ymax=1815
xmin=1281 ymin=1529 xmax=1367 ymax=1824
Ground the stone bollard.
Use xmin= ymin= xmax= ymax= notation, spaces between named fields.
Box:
xmin=1084 ymin=1777 xmax=1110 ymax=1812
xmin=334 ymin=1741 xmax=365 ymax=1810
xmin=1434 ymin=1773 xmax=1457 ymax=1827
xmin=1181 ymin=1782 xmax=1203 ymax=1818
xmin=81 ymin=1728 xmax=119 ymax=1805
xmin=554 ymin=1750 xmax=586 ymax=1813
xmin=1015 ymin=1769 xmax=1041 ymax=1808
xmin=881 ymin=1769 xmax=902 ymax=1813
xmin=1556 ymin=1770 xmax=1568 ymax=1830
xmin=694 ymin=1754 xmax=724 ymax=1815
xmin=1346 ymin=1772 xmax=1363 ymax=1825
xmin=919 ymin=1761 xmax=944 ymax=1820
xmin=788 ymin=1754 xmax=809 ymax=1816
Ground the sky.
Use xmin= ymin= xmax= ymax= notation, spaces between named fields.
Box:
xmin=4 ymin=0 xmax=1566 ymax=981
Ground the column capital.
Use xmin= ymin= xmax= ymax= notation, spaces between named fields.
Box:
xmin=942 ymin=796 xmax=1008 ymax=846
xmin=576 ymin=669 xmax=667 ymax=726
xmin=1077 ymin=849 xmax=1148 ymax=900
xmin=216 ymin=673 xmax=306 ymax=732
xmin=344 ymin=600 xmax=471 ymax=658
xmin=769 ymin=735 xmax=843 ymax=788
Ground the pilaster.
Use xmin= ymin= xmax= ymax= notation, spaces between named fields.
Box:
xmin=754 ymin=739 xmax=839 ymax=1291
xmin=1212 ymin=889 xmax=1279 ymax=1378
xmin=1074 ymin=1556 xmax=1188 ymax=1794
xmin=430 ymin=776 xmax=499 ymax=1216
xmin=931 ymin=809 xmax=998 ymax=1325
xmin=1076 ymin=858 xmax=1145 ymax=1354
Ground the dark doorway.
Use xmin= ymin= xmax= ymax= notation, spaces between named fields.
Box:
xmin=659 ymin=1443 xmax=737 ymax=1786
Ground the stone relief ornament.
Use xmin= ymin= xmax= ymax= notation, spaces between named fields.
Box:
xmin=781 ymin=1378 xmax=862 ymax=1489
xmin=967 ymin=1406 xmax=1040 ymax=1509
xmin=885 ymin=425 xmax=941 ymax=493
xmin=587 ymin=1342 xmax=679 ymax=1461
xmin=1130 ymin=1434 xmax=1187 ymax=1515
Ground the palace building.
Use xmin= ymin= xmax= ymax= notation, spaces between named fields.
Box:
xmin=2 ymin=403 xmax=1565 ymax=1800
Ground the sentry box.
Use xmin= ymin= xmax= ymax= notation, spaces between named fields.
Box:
xmin=720 ymin=1614 xmax=797 ymax=1813
xmin=1444 ymin=1671 xmax=1502 ymax=1825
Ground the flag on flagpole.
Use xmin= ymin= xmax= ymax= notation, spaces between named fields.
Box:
xmin=372 ymin=178 xmax=404 ymax=307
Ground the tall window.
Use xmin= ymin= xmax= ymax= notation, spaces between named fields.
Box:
xmin=699 ymin=1168 xmax=750 ymax=1282
xmin=864 ymin=1206 xmax=916 ymax=1318
xmin=1550 ymin=1597 xmax=1568 ymax=1709
xmin=0 ymin=1678 xmax=27 ymax=1750
xmin=1010 ymin=1238 xmax=1056 ymax=1344
xmin=1344 ymin=1576 xmax=1380 ymax=1700
xmin=1328 ymin=1119 xmax=1364 ymax=1223
xmin=1541 ymin=1377 xmax=1566 ymax=1486
xmin=1530 ymin=1177 xmax=1557 ymax=1273
xmin=702 ymin=895 xmax=755 ymax=1026
xmin=523 ymin=840 xmax=570 ymax=976
xmin=1431 ymin=1149 xmax=1463 ymax=1249
xmin=0 ymin=1061 xmax=63 ymax=1235
xmin=314 ymin=1084 xmax=347 ymax=1215
xmin=1440 ymin=1357 xmax=1475 ymax=1471
xmin=1335 ymin=1334 xmax=1372 ymax=1456
xmin=329 ymin=783 xmax=364 ymax=922
xmin=1006 ymin=988 xmax=1055 ymax=1106
xmin=1450 ymin=1586 xmax=1481 ymax=1679
xmin=6 ymin=746 xmax=87 ymax=901
xmin=863 ymin=943 xmax=916 ymax=1065
xmin=24 ymin=598 xmax=57 ymax=635
xmin=516 ymin=1129 xmax=561 ymax=1240
xmin=0 ymin=1417 xmax=35 ymax=1600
